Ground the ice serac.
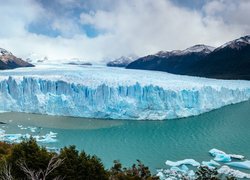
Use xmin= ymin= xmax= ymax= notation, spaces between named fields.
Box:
xmin=0 ymin=65 xmax=250 ymax=120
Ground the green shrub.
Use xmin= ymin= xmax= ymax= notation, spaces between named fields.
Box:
xmin=0 ymin=139 xmax=159 ymax=180
xmin=53 ymin=145 xmax=108 ymax=180
xmin=6 ymin=138 xmax=53 ymax=179
xmin=109 ymin=160 xmax=159 ymax=180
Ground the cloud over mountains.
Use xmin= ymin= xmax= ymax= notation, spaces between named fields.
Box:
xmin=0 ymin=0 xmax=249 ymax=61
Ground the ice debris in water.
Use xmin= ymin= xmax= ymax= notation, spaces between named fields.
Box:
xmin=201 ymin=160 xmax=220 ymax=169
xmin=18 ymin=125 xmax=39 ymax=132
xmin=0 ymin=127 xmax=57 ymax=144
xmin=165 ymin=159 xmax=200 ymax=167
xmin=209 ymin=148 xmax=244 ymax=162
xmin=226 ymin=160 xmax=250 ymax=170
xmin=218 ymin=166 xmax=250 ymax=179
xmin=34 ymin=131 xmax=57 ymax=143
xmin=159 ymin=148 xmax=249 ymax=180
xmin=157 ymin=165 xmax=196 ymax=180
xmin=46 ymin=147 xmax=60 ymax=154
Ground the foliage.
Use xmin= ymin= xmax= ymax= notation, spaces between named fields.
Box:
xmin=1 ymin=139 xmax=237 ymax=180
xmin=53 ymin=145 xmax=108 ymax=180
xmin=0 ymin=142 xmax=12 ymax=160
xmin=109 ymin=160 xmax=159 ymax=180
xmin=6 ymin=138 xmax=53 ymax=179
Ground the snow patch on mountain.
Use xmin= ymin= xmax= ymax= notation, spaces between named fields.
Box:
xmin=0 ymin=48 xmax=12 ymax=56
xmin=155 ymin=44 xmax=215 ymax=58
xmin=218 ymin=35 xmax=250 ymax=50
xmin=107 ymin=55 xmax=139 ymax=67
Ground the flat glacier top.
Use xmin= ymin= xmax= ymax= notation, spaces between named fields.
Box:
xmin=0 ymin=64 xmax=250 ymax=91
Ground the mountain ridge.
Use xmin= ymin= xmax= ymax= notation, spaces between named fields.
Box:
xmin=127 ymin=35 xmax=250 ymax=80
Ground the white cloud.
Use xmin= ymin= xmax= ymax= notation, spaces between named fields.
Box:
xmin=0 ymin=0 xmax=249 ymax=62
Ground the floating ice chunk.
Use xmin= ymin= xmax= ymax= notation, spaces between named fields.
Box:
xmin=28 ymin=126 xmax=37 ymax=133
xmin=170 ymin=166 xmax=184 ymax=173
xmin=209 ymin=149 xmax=231 ymax=162
xmin=46 ymin=147 xmax=60 ymax=154
xmin=170 ymin=165 xmax=190 ymax=173
xmin=166 ymin=159 xmax=200 ymax=167
xmin=228 ymin=154 xmax=244 ymax=160
xmin=157 ymin=167 xmax=195 ymax=180
xmin=179 ymin=164 xmax=189 ymax=172
xmin=156 ymin=171 xmax=165 ymax=180
xmin=48 ymin=131 xmax=57 ymax=136
xmin=214 ymin=154 xmax=231 ymax=162
xmin=209 ymin=148 xmax=225 ymax=156
xmin=3 ymin=134 xmax=23 ymax=143
xmin=226 ymin=160 xmax=250 ymax=170
xmin=202 ymin=160 xmax=220 ymax=169
xmin=218 ymin=165 xmax=250 ymax=179
xmin=34 ymin=131 xmax=58 ymax=143
xmin=209 ymin=148 xmax=244 ymax=162
xmin=188 ymin=170 xmax=195 ymax=177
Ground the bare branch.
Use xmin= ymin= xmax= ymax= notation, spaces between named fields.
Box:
xmin=0 ymin=160 xmax=13 ymax=180
xmin=43 ymin=155 xmax=64 ymax=178
xmin=17 ymin=155 xmax=64 ymax=180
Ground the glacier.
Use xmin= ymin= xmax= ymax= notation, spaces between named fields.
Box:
xmin=0 ymin=65 xmax=250 ymax=120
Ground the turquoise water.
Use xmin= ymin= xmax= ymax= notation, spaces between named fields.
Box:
xmin=1 ymin=101 xmax=250 ymax=172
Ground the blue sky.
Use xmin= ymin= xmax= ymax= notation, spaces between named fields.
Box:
xmin=0 ymin=0 xmax=249 ymax=61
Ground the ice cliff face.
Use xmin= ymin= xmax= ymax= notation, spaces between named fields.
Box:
xmin=0 ymin=65 xmax=250 ymax=120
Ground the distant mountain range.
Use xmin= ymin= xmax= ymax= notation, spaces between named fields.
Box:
xmin=0 ymin=48 xmax=34 ymax=70
xmin=107 ymin=55 xmax=138 ymax=67
xmin=127 ymin=35 xmax=250 ymax=80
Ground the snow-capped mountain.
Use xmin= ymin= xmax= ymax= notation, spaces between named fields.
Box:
xmin=0 ymin=48 xmax=34 ymax=70
xmin=127 ymin=44 xmax=215 ymax=73
xmin=155 ymin=44 xmax=215 ymax=58
xmin=127 ymin=35 xmax=250 ymax=80
xmin=180 ymin=44 xmax=215 ymax=55
xmin=107 ymin=55 xmax=139 ymax=67
xmin=217 ymin=35 xmax=250 ymax=50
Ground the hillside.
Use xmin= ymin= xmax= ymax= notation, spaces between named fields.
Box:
xmin=127 ymin=36 xmax=250 ymax=80
xmin=0 ymin=48 xmax=34 ymax=70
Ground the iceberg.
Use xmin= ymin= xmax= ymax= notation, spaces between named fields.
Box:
xmin=218 ymin=166 xmax=250 ymax=179
xmin=209 ymin=148 xmax=244 ymax=162
xmin=226 ymin=160 xmax=250 ymax=170
xmin=165 ymin=159 xmax=200 ymax=167
xmin=0 ymin=65 xmax=250 ymax=120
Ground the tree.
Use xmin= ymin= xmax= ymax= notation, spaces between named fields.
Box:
xmin=53 ymin=145 xmax=109 ymax=180
xmin=17 ymin=155 xmax=64 ymax=180
xmin=109 ymin=160 xmax=159 ymax=180
xmin=7 ymin=138 xmax=53 ymax=179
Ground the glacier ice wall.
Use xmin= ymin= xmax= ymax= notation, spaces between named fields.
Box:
xmin=0 ymin=65 xmax=250 ymax=120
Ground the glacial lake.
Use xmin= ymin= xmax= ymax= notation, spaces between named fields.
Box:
xmin=1 ymin=101 xmax=250 ymax=173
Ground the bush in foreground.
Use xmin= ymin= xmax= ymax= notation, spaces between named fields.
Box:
xmin=0 ymin=139 xmax=158 ymax=180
